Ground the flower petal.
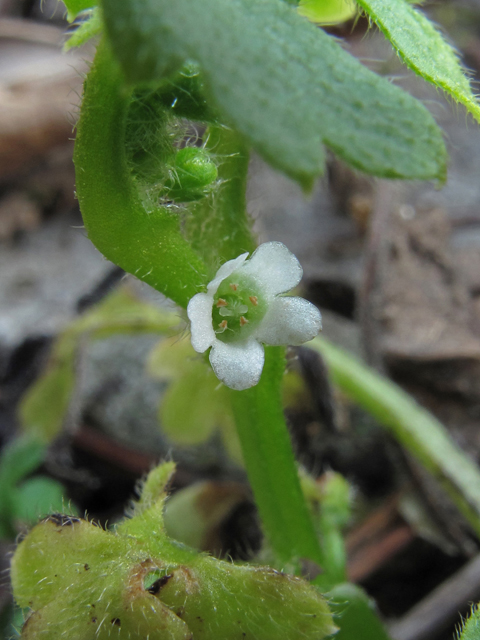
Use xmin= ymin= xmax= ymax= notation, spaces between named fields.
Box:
xmin=209 ymin=338 xmax=265 ymax=390
xmin=239 ymin=242 xmax=303 ymax=295
xmin=207 ymin=252 xmax=249 ymax=295
xmin=187 ymin=292 xmax=215 ymax=353
xmin=255 ymin=297 xmax=322 ymax=346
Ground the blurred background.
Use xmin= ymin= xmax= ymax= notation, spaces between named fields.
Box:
xmin=2 ymin=1 xmax=480 ymax=639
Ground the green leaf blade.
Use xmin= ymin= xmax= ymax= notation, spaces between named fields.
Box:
xmin=101 ymin=0 xmax=447 ymax=184
xmin=357 ymin=0 xmax=480 ymax=124
xmin=64 ymin=8 xmax=102 ymax=50
xmin=63 ymin=0 xmax=97 ymax=22
xmin=459 ymin=606 xmax=480 ymax=640
xmin=310 ymin=337 xmax=480 ymax=538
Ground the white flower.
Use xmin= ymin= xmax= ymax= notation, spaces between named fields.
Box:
xmin=187 ymin=242 xmax=322 ymax=391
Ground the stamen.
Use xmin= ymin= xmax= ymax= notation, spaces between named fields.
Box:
xmin=249 ymin=296 xmax=258 ymax=306
xmin=218 ymin=320 xmax=228 ymax=331
xmin=216 ymin=298 xmax=228 ymax=307
xmin=229 ymin=283 xmax=238 ymax=291
xmin=240 ymin=316 xmax=249 ymax=326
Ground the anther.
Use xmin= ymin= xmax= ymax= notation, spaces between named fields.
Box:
xmin=216 ymin=298 xmax=228 ymax=307
xmin=218 ymin=320 xmax=228 ymax=331
xmin=240 ymin=316 xmax=249 ymax=326
xmin=229 ymin=283 xmax=238 ymax=291
xmin=249 ymin=296 xmax=258 ymax=306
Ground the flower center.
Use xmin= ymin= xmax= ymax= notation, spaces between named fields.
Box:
xmin=212 ymin=275 xmax=267 ymax=343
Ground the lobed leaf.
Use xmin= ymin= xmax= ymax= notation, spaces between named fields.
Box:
xmin=357 ymin=0 xmax=480 ymax=123
xmin=12 ymin=463 xmax=336 ymax=640
xmin=101 ymin=0 xmax=447 ymax=186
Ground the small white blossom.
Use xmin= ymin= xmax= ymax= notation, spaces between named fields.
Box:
xmin=187 ymin=242 xmax=322 ymax=391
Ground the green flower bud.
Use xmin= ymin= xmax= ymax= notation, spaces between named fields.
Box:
xmin=164 ymin=147 xmax=218 ymax=202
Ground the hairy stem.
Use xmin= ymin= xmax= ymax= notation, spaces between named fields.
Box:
xmin=231 ymin=346 xmax=324 ymax=567
xmin=74 ymin=39 xmax=207 ymax=309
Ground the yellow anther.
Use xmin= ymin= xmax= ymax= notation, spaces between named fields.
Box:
xmin=216 ymin=298 xmax=228 ymax=307
xmin=249 ymin=296 xmax=258 ymax=306
xmin=229 ymin=283 xmax=238 ymax=291
xmin=218 ymin=320 xmax=228 ymax=330
xmin=240 ymin=316 xmax=249 ymax=326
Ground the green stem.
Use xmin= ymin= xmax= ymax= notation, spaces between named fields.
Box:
xmin=74 ymin=39 xmax=207 ymax=309
xmin=231 ymin=346 xmax=324 ymax=567
xmin=310 ymin=336 xmax=480 ymax=537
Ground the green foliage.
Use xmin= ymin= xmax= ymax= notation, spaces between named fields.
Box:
xmin=301 ymin=470 xmax=352 ymax=587
xmin=41 ymin=2 xmax=480 ymax=636
xmin=163 ymin=481 xmax=247 ymax=551
xmin=14 ymin=478 xmax=67 ymax=526
xmin=101 ymin=0 xmax=447 ymax=187
xmin=19 ymin=288 xmax=180 ymax=442
xmin=0 ymin=436 xmax=68 ymax=539
xmin=19 ymin=337 xmax=76 ymax=442
xmin=63 ymin=0 xmax=96 ymax=21
xmin=298 ymin=0 xmax=356 ymax=24
xmin=310 ymin=337 xmax=480 ymax=538
xmin=123 ymin=85 xmax=217 ymax=205
xmin=458 ymin=606 xmax=480 ymax=640
xmin=163 ymin=147 xmax=218 ymax=202
xmin=75 ymin=41 xmax=256 ymax=304
xmin=328 ymin=583 xmax=392 ymax=640
xmin=74 ymin=42 xmax=208 ymax=308
xmin=64 ymin=8 xmax=102 ymax=50
xmin=357 ymin=0 xmax=480 ymax=123
xmin=184 ymin=126 xmax=255 ymax=270
xmin=148 ymin=337 xmax=243 ymax=464
xmin=11 ymin=463 xmax=336 ymax=640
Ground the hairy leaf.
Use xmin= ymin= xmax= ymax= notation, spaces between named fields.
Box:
xmin=101 ymin=0 xmax=447 ymax=186
xmin=357 ymin=0 xmax=480 ymax=123
xmin=64 ymin=8 xmax=102 ymax=50
xmin=458 ymin=606 xmax=480 ymax=640
xmin=63 ymin=0 xmax=97 ymax=21
xmin=12 ymin=463 xmax=336 ymax=640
